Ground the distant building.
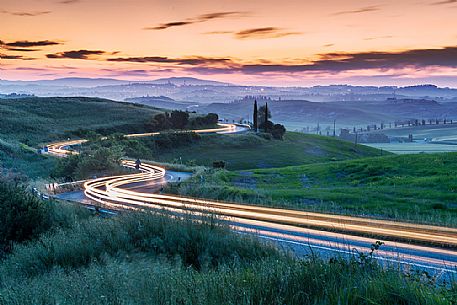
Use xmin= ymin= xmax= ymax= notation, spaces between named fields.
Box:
xmin=339 ymin=129 xmax=389 ymax=143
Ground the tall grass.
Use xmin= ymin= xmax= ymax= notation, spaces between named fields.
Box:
xmin=0 ymin=209 xmax=455 ymax=304
xmin=168 ymin=153 xmax=457 ymax=226
xmin=0 ymin=211 xmax=276 ymax=282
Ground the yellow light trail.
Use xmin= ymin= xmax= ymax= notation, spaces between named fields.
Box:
xmin=47 ymin=123 xmax=457 ymax=248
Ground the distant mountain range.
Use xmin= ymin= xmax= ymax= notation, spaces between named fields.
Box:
xmin=127 ymin=96 xmax=457 ymax=128
xmin=148 ymin=77 xmax=232 ymax=86
xmin=0 ymin=77 xmax=231 ymax=88
xmin=2 ymin=76 xmax=457 ymax=129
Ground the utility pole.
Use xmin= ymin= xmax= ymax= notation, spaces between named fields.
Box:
xmin=333 ymin=120 xmax=336 ymax=137
xmin=253 ymin=100 xmax=258 ymax=132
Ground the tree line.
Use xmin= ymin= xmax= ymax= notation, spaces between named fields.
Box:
xmin=253 ymin=100 xmax=286 ymax=139
xmin=147 ymin=111 xmax=219 ymax=131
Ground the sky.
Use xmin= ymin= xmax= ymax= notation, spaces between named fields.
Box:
xmin=1 ymin=0 xmax=457 ymax=86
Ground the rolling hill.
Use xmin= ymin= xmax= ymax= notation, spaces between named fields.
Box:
xmin=152 ymin=132 xmax=383 ymax=170
xmin=0 ymin=97 xmax=163 ymax=146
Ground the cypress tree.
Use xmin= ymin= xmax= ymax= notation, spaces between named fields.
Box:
xmin=253 ymin=100 xmax=258 ymax=132
xmin=264 ymin=102 xmax=269 ymax=127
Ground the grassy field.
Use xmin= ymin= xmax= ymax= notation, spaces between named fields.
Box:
xmin=154 ymin=132 xmax=384 ymax=170
xmin=0 ymin=97 xmax=163 ymax=146
xmin=0 ymin=97 xmax=163 ymax=178
xmin=171 ymin=153 xmax=457 ymax=226
xmin=370 ymin=123 xmax=457 ymax=139
xmin=365 ymin=142 xmax=457 ymax=154
xmin=0 ymin=139 xmax=56 ymax=178
xmin=0 ymin=195 xmax=454 ymax=304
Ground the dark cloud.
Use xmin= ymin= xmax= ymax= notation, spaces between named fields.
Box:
xmin=15 ymin=67 xmax=48 ymax=71
xmin=101 ymin=68 xmax=152 ymax=77
xmin=204 ymin=31 xmax=233 ymax=35
xmin=187 ymin=46 xmax=457 ymax=75
xmin=430 ymin=0 xmax=457 ymax=5
xmin=238 ymin=46 xmax=457 ymax=74
xmin=107 ymin=56 xmax=232 ymax=65
xmin=46 ymin=50 xmax=106 ymax=59
xmin=0 ymin=10 xmax=51 ymax=16
xmin=332 ymin=6 xmax=380 ymax=16
xmin=235 ymin=27 xmax=301 ymax=39
xmin=0 ymin=40 xmax=59 ymax=53
xmin=0 ymin=54 xmax=24 ymax=60
xmin=198 ymin=11 xmax=246 ymax=21
xmin=2 ymin=47 xmax=40 ymax=52
xmin=4 ymin=40 xmax=60 ymax=47
xmin=59 ymin=0 xmax=81 ymax=4
xmin=144 ymin=11 xmax=248 ymax=30
xmin=148 ymin=21 xmax=194 ymax=30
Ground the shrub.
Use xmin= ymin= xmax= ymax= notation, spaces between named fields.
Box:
xmin=52 ymin=146 xmax=124 ymax=180
xmin=271 ymin=124 xmax=286 ymax=139
xmin=213 ymin=161 xmax=226 ymax=169
xmin=0 ymin=182 xmax=51 ymax=252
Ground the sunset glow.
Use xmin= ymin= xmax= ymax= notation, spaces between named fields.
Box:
xmin=1 ymin=0 xmax=457 ymax=86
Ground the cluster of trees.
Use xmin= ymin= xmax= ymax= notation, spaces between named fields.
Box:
xmin=53 ymin=132 xmax=204 ymax=180
xmin=350 ymin=118 xmax=456 ymax=135
xmin=253 ymin=100 xmax=286 ymax=139
xmin=52 ymin=145 xmax=124 ymax=180
xmin=189 ymin=113 xmax=218 ymax=129
xmin=148 ymin=111 xmax=219 ymax=131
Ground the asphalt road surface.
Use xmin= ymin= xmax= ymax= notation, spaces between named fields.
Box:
xmin=48 ymin=123 xmax=457 ymax=277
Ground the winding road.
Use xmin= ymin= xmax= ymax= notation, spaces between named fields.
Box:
xmin=47 ymin=123 xmax=457 ymax=276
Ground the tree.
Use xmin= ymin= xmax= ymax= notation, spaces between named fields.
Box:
xmin=170 ymin=111 xmax=189 ymax=129
xmin=264 ymin=102 xmax=269 ymax=127
xmin=258 ymin=104 xmax=271 ymax=130
xmin=152 ymin=113 xmax=172 ymax=130
xmin=271 ymin=124 xmax=286 ymax=139
xmin=259 ymin=120 xmax=274 ymax=132
xmin=253 ymin=100 xmax=258 ymax=132
xmin=213 ymin=161 xmax=226 ymax=169
xmin=205 ymin=113 xmax=219 ymax=125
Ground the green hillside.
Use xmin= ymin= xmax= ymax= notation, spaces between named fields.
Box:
xmin=0 ymin=97 xmax=162 ymax=177
xmin=154 ymin=132 xmax=384 ymax=170
xmin=173 ymin=153 xmax=457 ymax=225
xmin=0 ymin=97 xmax=162 ymax=146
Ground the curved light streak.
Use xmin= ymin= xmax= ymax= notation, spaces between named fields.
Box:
xmin=47 ymin=123 xmax=457 ymax=250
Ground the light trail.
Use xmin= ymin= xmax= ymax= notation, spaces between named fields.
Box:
xmin=47 ymin=122 xmax=457 ymax=272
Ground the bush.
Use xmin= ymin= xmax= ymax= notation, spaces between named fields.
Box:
xmin=52 ymin=146 xmax=124 ymax=180
xmin=189 ymin=113 xmax=219 ymax=128
xmin=271 ymin=123 xmax=286 ymax=139
xmin=170 ymin=111 xmax=189 ymax=129
xmin=0 ymin=182 xmax=51 ymax=252
xmin=213 ymin=161 xmax=226 ymax=169
xmin=154 ymin=132 xmax=201 ymax=149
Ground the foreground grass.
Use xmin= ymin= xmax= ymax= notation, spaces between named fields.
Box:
xmin=170 ymin=153 xmax=457 ymax=226
xmin=0 ymin=207 xmax=455 ymax=305
xmin=153 ymin=132 xmax=383 ymax=170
